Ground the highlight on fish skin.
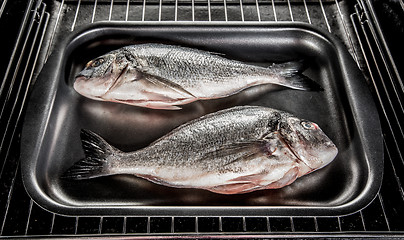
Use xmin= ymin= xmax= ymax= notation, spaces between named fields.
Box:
xmin=74 ymin=44 xmax=323 ymax=110
xmin=62 ymin=106 xmax=338 ymax=194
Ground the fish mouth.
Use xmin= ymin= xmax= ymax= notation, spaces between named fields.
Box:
xmin=75 ymin=68 xmax=93 ymax=79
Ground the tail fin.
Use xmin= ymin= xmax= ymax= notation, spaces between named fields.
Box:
xmin=62 ymin=129 xmax=116 ymax=180
xmin=271 ymin=61 xmax=323 ymax=91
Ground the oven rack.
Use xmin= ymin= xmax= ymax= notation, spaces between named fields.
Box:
xmin=0 ymin=0 xmax=403 ymax=237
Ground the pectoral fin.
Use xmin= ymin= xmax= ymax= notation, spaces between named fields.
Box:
xmin=230 ymin=172 xmax=268 ymax=184
xmin=208 ymin=183 xmax=260 ymax=194
xmin=108 ymin=68 xmax=198 ymax=109
xmin=265 ymin=167 xmax=299 ymax=189
xmin=138 ymin=72 xmax=197 ymax=99
xmin=198 ymin=140 xmax=270 ymax=166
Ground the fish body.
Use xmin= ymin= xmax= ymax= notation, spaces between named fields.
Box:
xmin=74 ymin=44 xmax=322 ymax=110
xmin=63 ymin=106 xmax=338 ymax=194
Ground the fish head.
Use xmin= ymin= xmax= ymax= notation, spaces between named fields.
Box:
xmin=74 ymin=52 xmax=129 ymax=100
xmin=279 ymin=117 xmax=338 ymax=175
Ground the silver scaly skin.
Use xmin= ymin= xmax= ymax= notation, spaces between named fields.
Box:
xmin=74 ymin=44 xmax=322 ymax=110
xmin=63 ymin=106 xmax=338 ymax=194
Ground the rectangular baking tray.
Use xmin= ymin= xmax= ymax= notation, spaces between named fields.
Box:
xmin=21 ymin=22 xmax=383 ymax=216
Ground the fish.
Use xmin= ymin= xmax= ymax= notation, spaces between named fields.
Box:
xmin=62 ymin=106 xmax=338 ymax=194
xmin=74 ymin=44 xmax=322 ymax=110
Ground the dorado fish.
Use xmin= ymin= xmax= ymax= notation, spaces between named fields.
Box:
xmin=74 ymin=44 xmax=322 ymax=110
xmin=63 ymin=106 xmax=337 ymax=194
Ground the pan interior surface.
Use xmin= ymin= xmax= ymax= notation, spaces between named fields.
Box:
xmin=22 ymin=23 xmax=383 ymax=216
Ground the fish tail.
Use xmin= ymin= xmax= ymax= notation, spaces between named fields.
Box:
xmin=271 ymin=61 xmax=323 ymax=91
xmin=62 ymin=129 xmax=117 ymax=180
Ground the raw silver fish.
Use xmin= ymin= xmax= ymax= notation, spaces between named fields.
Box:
xmin=63 ymin=106 xmax=338 ymax=194
xmin=74 ymin=44 xmax=322 ymax=110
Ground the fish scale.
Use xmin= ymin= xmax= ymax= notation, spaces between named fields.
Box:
xmin=63 ymin=106 xmax=338 ymax=194
xmin=74 ymin=44 xmax=323 ymax=110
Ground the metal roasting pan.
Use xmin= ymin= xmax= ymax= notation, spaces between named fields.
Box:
xmin=21 ymin=22 xmax=383 ymax=216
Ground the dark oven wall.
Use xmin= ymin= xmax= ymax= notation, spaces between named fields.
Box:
xmin=0 ymin=0 xmax=403 ymax=237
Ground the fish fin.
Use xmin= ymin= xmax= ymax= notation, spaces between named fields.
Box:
xmin=272 ymin=60 xmax=308 ymax=73
xmin=283 ymin=74 xmax=323 ymax=91
xmin=271 ymin=61 xmax=323 ymax=91
xmin=230 ymin=172 xmax=268 ymax=184
xmin=265 ymin=167 xmax=299 ymax=189
xmin=141 ymin=72 xmax=197 ymax=99
xmin=199 ymin=141 xmax=267 ymax=165
xmin=142 ymin=102 xmax=182 ymax=110
xmin=208 ymin=183 xmax=260 ymax=194
xmin=61 ymin=129 xmax=116 ymax=180
xmin=206 ymin=51 xmax=226 ymax=57
xmin=115 ymin=98 xmax=183 ymax=110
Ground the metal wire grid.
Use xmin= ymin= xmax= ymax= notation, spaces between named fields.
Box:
xmin=64 ymin=1 xmax=334 ymax=28
xmin=350 ymin=1 xmax=404 ymax=231
xmin=0 ymin=0 xmax=50 ymax=235
xmin=0 ymin=0 xmax=403 ymax=236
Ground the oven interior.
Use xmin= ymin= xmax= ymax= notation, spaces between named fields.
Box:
xmin=0 ymin=0 xmax=403 ymax=237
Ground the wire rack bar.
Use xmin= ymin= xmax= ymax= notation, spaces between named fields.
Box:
xmin=351 ymin=4 xmax=404 ymax=229
xmin=1 ymin=3 xmax=49 ymax=234
xmin=239 ymin=0 xmax=244 ymax=21
xmin=99 ymin=217 xmax=103 ymax=234
xmin=359 ymin=210 xmax=366 ymax=231
xmin=378 ymin=193 xmax=391 ymax=231
xmin=142 ymin=0 xmax=146 ymax=21
xmin=0 ymin=0 xmax=35 ymax=122
xmin=0 ymin=162 xmax=19 ymax=236
xmin=384 ymin=137 xmax=404 ymax=198
xmin=46 ymin=0 xmax=64 ymax=59
xmin=71 ymin=0 xmax=81 ymax=31
xmin=335 ymin=0 xmax=358 ymax=63
xmin=92 ymin=0 xmax=98 ymax=22
xmin=125 ymin=0 xmax=130 ymax=21
xmin=224 ymin=0 xmax=228 ymax=21
xmin=271 ymin=0 xmax=277 ymax=21
xmin=0 ymin=1 xmax=49 ymax=235
xmin=358 ymin=2 xmax=404 ymax=118
xmin=108 ymin=0 xmax=114 ymax=21
xmin=337 ymin=216 xmax=342 ymax=231
xmin=266 ymin=217 xmax=271 ymax=231
xmin=313 ymin=217 xmax=319 ymax=232
xmin=73 ymin=216 xmax=78 ymax=234
xmin=303 ymin=0 xmax=311 ymax=24
xmin=360 ymin=0 xmax=404 ymax=93
xmin=174 ymin=0 xmax=178 ymax=20
xmin=218 ymin=217 xmax=223 ymax=232
xmin=0 ymin=0 xmax=8 ymax=18
xmin=122 ymin=216 xmax=127 ymax=233
xmin=158 ymin=0 xmax=162 ymax=21
xmin=290 ymin=217 xmax=295 ymax=232
xmin=49 ymin=213 xmax=56 ymax=234
xmin=25 ymin=200 xmax=34 ymax=235
xmin=319 ymin=0 xmax=331 ymax=32
xmin=195 ymin=216 xmax=199 ymax=233
xmin=0 ymin=0 xmax=38 ymax=180
xmin=255 ymin=0 xmax=260 ymax=21
xmin=287 ymin=0 xmax=293 ymax=21
xmin=192 ymin=0 xmax=195 ymax=21
xmin=208 ymin=0 xmax=211 ymax=21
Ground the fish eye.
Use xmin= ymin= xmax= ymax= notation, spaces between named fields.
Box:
xmin=91 ymin=58 xmax=104 ymax=67
xmin=301 ymin=121 xmax=316 ymax=130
